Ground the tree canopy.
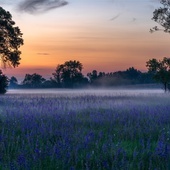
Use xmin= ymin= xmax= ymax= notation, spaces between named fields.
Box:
xmin=52 ymin=60 xmax=87 ymax=88
xmin=22 ymin=73 xmax=46 ymax=88
xmin=146 ymin=57 xmax=170 ymax=92
xmin=150 ymin=0 xmax=170 ymax=33
xmin=0 ymin=7 xmax=23 ymax=67
xmin=9 ymin=76 xmax=18 ymax=88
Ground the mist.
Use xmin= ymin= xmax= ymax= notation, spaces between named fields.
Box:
xmin=7 ymin=88 xmax=163 ymax=97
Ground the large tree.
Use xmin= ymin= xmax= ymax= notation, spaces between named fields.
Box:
xmin=146 ymin=57 xmax=170 ymax=92
xmin=0 ymin=7 xmax=23 ymax=67
xmin=0 ymin=7 xmax=23 ymax=93
xmin=52 ymin=60 xmax=85 ymax=88
xmin=150 ymin=0 xmax=170 ymax=33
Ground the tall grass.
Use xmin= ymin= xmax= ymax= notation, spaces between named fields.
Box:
xmin=0 ymin=90 xmax=170 ymax=169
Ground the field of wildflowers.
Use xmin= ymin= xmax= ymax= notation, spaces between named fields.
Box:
xmin=0 ymin=89 xmax=170 ymax=169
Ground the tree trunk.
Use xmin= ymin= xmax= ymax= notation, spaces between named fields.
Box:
xmin=164 ymin=83 xmax=167 ymax=93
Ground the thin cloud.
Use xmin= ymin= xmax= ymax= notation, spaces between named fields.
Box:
xmin=110 ymin=13 xmax=121 ymax=21
xmin=37 ymin=53 xmax=50 ymax=55
xmin=18 ymin=0 xmax=68 ymax=14
xmin=131 ymin=18 xmax=137 ymax=23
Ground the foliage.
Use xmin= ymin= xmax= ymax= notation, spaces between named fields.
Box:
xmin=87 ymin=70 xmax=98 ymax=83
xmin=0 ymin=7 xmax=23 ymax=93
xmin=7 ymin=65 xmax=157 ymax=89
xmin=0 ymin=92 xmax=170 ymax=169
xmin=52 ymin=60 xmax=87 ymax=88
xmin=0 ymin=70 xmax=8 ymax=94
xmin=22 ymin=73 xmax=46 ymax=88
xmin=146 ymin=57 xmax=170 ymax=92
xmin=87 ymin=67 xmax=149 ymax=87
xmin=0 ymin=7 xmax=23 ymax=67
xmin=150 ymin=0 xmax=170 ymax=33
xmin=5 ymin=65 xmax=158 ymax=89
xmin=9 ymin=76 xmax=18 ymax=88
xmin=125 ymin=67 xmax=141 ymax=79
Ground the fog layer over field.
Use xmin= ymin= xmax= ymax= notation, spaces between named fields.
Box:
xmin=8 ymin=88 xmax=163 ymax=95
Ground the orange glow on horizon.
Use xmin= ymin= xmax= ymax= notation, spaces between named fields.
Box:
xmin=2 ymin=1 xmax=170 ymax=80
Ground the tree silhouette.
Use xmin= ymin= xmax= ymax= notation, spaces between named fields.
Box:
xmin=125 ymin=67 xmax=141 ymax=80
xmin=52 ymin=60 xmax=85 ymax=88
xmin=9 ymin=76 xmax=18 ymax=88
xmin=22 ymin=73 xmax=46 ymax=88
xmin=150 ymin=0 xmax=170 ymax=33
xmin=87 ymin=70 xmax=98 ymax=83
xmin=52 ymin=64 xmax=63 ymax=87
xmin=0 ymin=7 xmax=23 ymax=67
xmin=146 ymin=57 xmax=170 ymax=92
xmin=0 ymin=70 xmax=8 ymax=94
xmin=0 ymin=7 xmax=23 ymax=93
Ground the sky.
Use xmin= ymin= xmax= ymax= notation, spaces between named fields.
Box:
xmin=1 ymin=0 xmax=170 ymax=81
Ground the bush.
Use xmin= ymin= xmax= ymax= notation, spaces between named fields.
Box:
xmin=0 ymin=70 xmax=9 ymax=94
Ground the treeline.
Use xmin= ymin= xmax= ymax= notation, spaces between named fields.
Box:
xmin=8 ymin=60 xmax=157 ymax=89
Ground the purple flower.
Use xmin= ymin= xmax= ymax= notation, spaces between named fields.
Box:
xmin=155 ymin=134 xmax=170 ymax=158
xmin=9 ymin=162 xmax=17 ymax=170
xmin=17 ymin=153 xmax=26 ymax=166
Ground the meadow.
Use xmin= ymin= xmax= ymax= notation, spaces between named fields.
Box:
xmin=0 ymin=89 xmax=170 ymax=170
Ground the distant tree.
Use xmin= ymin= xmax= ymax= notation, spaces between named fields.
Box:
xmin=150 ymin=0 xmax=170 ymax=33
xmin=87 ymin=70 xmax=98 ymax=83
xmin=9 ymin=76 xmax=18 ymax=88
xmin=52 ymin=64 xmax=63 ymax=87
xmin=41 ymin=79 xmax=55 ymax=88
xmin=138 ymin=72 xmax=156 ymax=84
xmin=0 ymin=7 xmax=23 ymax=67
xmin=98 ymin=72 xmax=105 ymax=78
xmin=113 ymin=71 xmax=124 ymax=78
xmin=0 ymin=70 xmax=8 ymax=94
xmin=52 ymin=60 xmax=85 ymax=88
xmin=146 ymin=57 xmax=170 ymax=92
xmin=125 ymin=67 xmax=141 ymax=80
xmin=22 ymin=73 xmax=46 ymax=88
